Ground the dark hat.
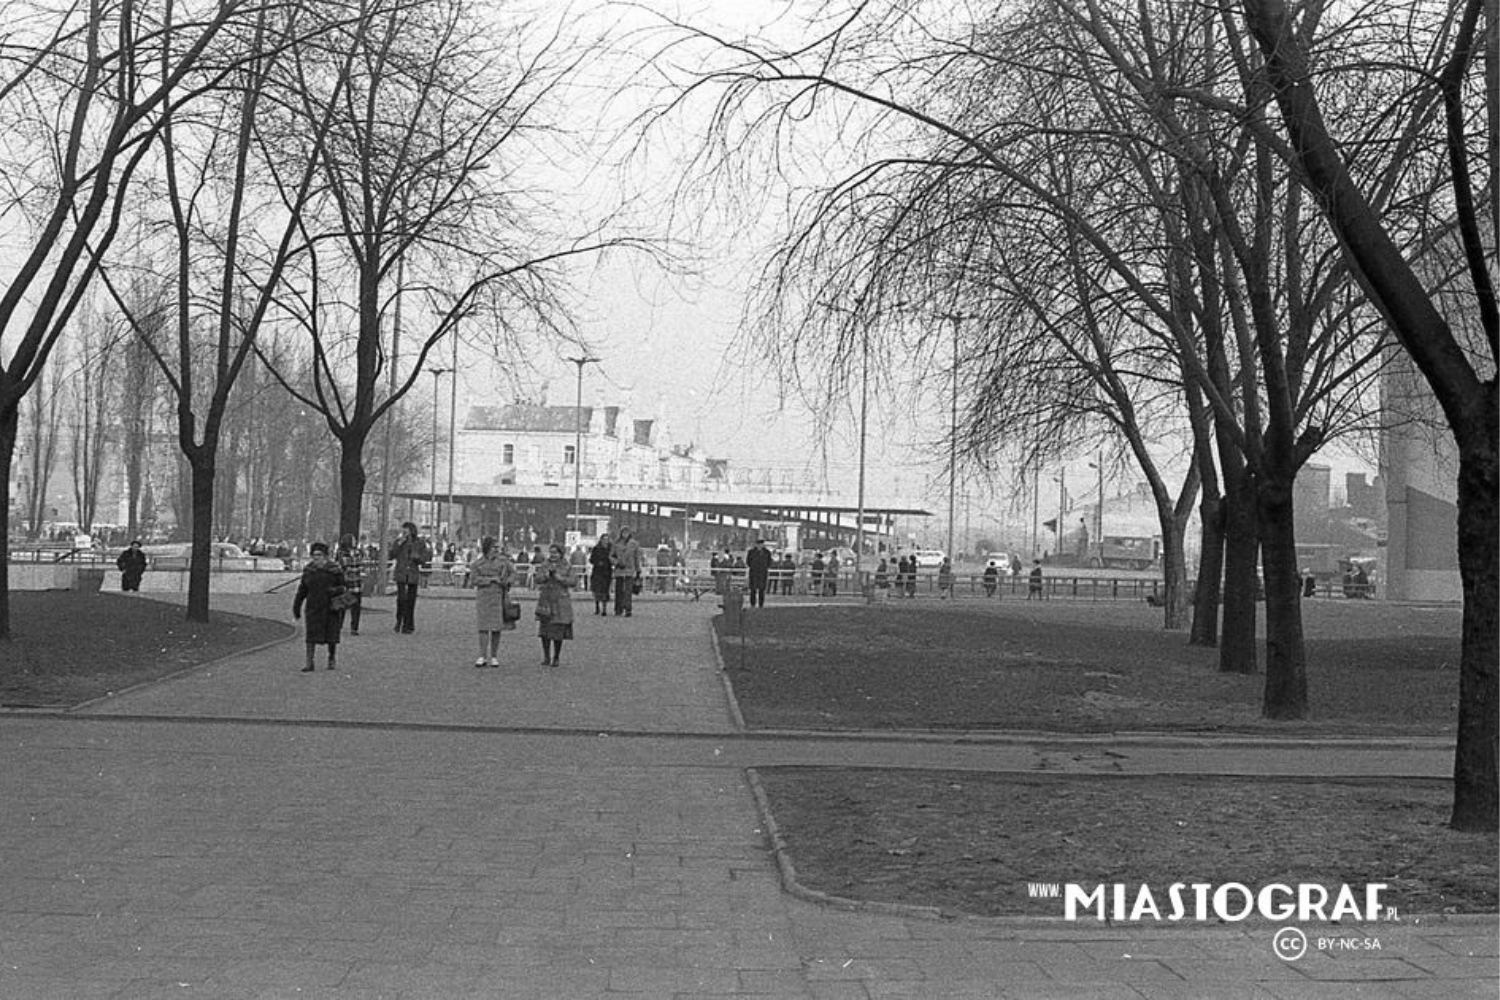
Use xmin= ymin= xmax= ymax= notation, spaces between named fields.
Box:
xmin=310 ymin=542 xmax=329 ymax=555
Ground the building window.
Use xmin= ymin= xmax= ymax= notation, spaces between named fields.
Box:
xmin=502 ymin=444 xmax=514 ymax=464
xmin=564 ymin=445 xmax=577 ymax=466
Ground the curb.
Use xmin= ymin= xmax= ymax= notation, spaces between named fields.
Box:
xmin=63 ymin=627 xmax=301 ymax=714
xmin=746 ymin=767 xmax=945 ymax=922
xmin=708 ymin=613 xmax=748 ymax=731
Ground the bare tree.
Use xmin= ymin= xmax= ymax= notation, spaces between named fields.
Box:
xmin=1240 ymin=0 xmax=1496 ymax=831
xmin=0 ymin=0 xmax=268 ymax=637
xmin=116 ymin=280 xmax=169 ymax=540
xmin=256 ymin=0 xmax=641 ymax=544
xmin=661 ymin=0 xmax=1389 ymax=698
xmin=19 ymin=363 xmax=61 ymax=539
xmin=98 ymin=0 xmax=342 ymax=621
xmin=63 ymin=303 xmax=123 ymax=534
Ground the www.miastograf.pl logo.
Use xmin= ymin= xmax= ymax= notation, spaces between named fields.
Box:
xmin=1025 ymin=881 xmax=1394 ymax=923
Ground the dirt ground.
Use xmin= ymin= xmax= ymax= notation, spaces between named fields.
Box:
xmin=755 ymin=767 xmax=1497 ymax=916
xmin=719 ymin=601 xmax=1462 ymax=735
xmin=725 ymin=601 xmax=1492 ymax=918
xmin=1 ymin=591 xmax=293 ymax=707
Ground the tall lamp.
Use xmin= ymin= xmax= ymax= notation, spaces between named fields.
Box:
xmin=426 ymin=365 xmax=451 ymax=534
xmin=566 ymin=355 xmax=599 ymax=543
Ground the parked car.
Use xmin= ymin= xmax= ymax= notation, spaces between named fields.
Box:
xmin=901 ymin=548 xmax=947 ymax=569
xmin=985 ymin=552 xmax=1023 ymax=576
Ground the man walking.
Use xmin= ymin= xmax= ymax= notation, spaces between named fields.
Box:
xmin=745 ymin=538 xmax=774 ymax=608
xmin=389 ymin=522 xmax=432 ymax=633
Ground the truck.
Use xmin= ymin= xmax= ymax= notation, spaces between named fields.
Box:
xmin=1086 ymin=535 xmax=1160 ymax=570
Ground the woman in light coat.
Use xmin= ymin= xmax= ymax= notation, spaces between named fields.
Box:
xmin=468 ymin=537 xmax=514 ymax=667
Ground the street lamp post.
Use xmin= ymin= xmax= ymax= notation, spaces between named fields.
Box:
xmin=1056 ymin=467 xmax=1066 ymax=564
xmin=427 ymin=365 xmax=450 ymax=535
xmin=447 ymin=332 xmax=459 ymax=541
xmin=855 ymin=328 xmax=869 ymax=580
xmin=1088 ymin=450 xmax=1103 ymax=564
xmin=566 ymin=355 xmax=599 ymax=543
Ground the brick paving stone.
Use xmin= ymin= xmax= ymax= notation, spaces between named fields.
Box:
xmin=0 ymin=594 xmax=1491 ymax=998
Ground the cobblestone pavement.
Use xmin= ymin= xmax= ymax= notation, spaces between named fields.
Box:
xmin=0 ymin=594 xmax=1492 ymax=999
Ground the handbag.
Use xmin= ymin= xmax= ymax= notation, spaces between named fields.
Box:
xmin=503 ymin=597 xmax=522 ymax=623
xmin=632 ymin=577 xmax=643 ymax=595
xmin=330 ymin=589 xmax=358 ymax=611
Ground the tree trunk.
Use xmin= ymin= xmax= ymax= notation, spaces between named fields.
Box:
xmin=1257 ymin=473 xmax=1307 ymax=719
xmin=1220 ymin=468 xmax=1259 ymax=674
xmin=1159 ymin=520 xmax=1191 ymax=629
xmin=186 ymin=456 xmax=216 ymax=623
xmin=0 ymin=405 xmax=16 ymax=639
xmin=1451 ymin=414 xmax=1498 ymax=831
xmin=1191 ymin=489 xmax=1224 ymax=647
xmin=338 ymin=432 xmax=369 ymax=542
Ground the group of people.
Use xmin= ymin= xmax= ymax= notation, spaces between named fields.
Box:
xmin=586 ymin=527 xmax=645 ymax=617
xmin=872 ymin=555 xmax=925 ymax=598
xmin=291 ymin=522 xmax=599 ymax=674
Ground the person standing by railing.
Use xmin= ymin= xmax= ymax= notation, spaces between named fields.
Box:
xmin=937 ymin=558 xmax=955 ymax=599
xmin=746 ymin=538 xmax=773 ymax=608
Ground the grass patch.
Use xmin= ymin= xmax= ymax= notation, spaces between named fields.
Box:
xmin=720 ymin=603 xmax=1460 ymax=734
xmin=1 ymin=591 xmax=294 ymax=707
xmin=756 ymin=767 xmax=1497 ymax=917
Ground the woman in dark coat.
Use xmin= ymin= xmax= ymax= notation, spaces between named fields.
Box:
xmin=588 ymin=532 xmax=613 ymax=615
xmin=293 ymin=542 xmax=345 ymax=672
xmin=535 ymin=543 xmax=575 ymax=667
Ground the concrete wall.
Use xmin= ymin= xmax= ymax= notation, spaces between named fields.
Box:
xmin=1380 ymin=356 xmax=1462 ymax=602
xmin=98 ymin=569 xmax=302 ymax=594
xmin=8 ymin=564 xmax=92 ymax=591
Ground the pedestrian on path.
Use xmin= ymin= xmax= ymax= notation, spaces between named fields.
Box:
xmin=1028 ymin=559 xmax=1044 ymax=600
xmin=293 ymin=542 xmax=344 ymax=672
xmin=468 ymin=537 xmax=515 ymax=668
xmin=535 ymin=543 xmax=575 ymax=667
xmin=115 ymin=540 xmax=147 ymax=592
xmin=611 ymin=527 xmax=642 ymax=617
xmin=588 ymin=531 xmax=613 ymax=615
xmin=335 ymin=534 xmax=364 ymax=635
xmin=389 ymin=522 xmax=431 ymax=634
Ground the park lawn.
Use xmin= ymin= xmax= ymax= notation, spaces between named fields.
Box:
xmin=0 ymin=591 xmax=294 ymax=707
xmin=718 ymin=602 xmax=1462 ymax=735
xmin=755 ymin=767 xmax=1498 ymax=916
xmin=728 ymin=602 xmax=1491 ymax=918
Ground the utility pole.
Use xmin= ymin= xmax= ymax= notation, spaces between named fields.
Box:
xmin=566 ymin=355 xmax=599 ymax=543
xmin=447 ymin=330 xmax=458 ymax=541
xmin=427 ymin=365 xmax=450 ymax=535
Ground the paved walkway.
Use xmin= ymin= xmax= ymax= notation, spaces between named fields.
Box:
xmin=0 ymin=594 xmax=1492 ymax=999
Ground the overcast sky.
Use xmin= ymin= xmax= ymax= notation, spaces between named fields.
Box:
xmin=450 ymin=0 xmax=1376 ymax=535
